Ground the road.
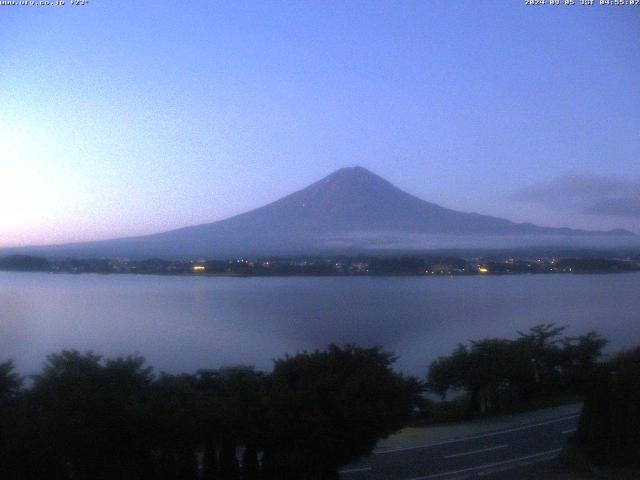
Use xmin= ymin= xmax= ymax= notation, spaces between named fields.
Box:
xmin=339 ymin=413 xmax=580 ymax=480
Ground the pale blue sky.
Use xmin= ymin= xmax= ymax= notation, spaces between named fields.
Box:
xmin=1 ymin=1 xmax=639 ymax=246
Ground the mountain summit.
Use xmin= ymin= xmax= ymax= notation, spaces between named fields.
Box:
xmin=204 ymin=166 xmax=628 ymax=237
xmin=7 ymin=167 xmax=637 ymax=258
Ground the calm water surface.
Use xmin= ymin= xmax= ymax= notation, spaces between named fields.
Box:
xmin=1 ymin=272 xmax=638 ymax=376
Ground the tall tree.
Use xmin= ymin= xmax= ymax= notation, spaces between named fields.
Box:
xmin=197 ymin=366 xmax=266 ymax=480
xmin=572 ymin=346 xmax=640 ymax=468
xmin=427 ymin=325 xmax=607 ymax=414
xmin=0 ymin=361 xmax=22 ymax=478
xmin=262 ymin=344 xmax=421 ymax=479
xmin=28 ymin=350 xmax=157 ymax=480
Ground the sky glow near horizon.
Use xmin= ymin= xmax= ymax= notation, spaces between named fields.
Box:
xmin=1 ymin=1 xmax=639 ymax=247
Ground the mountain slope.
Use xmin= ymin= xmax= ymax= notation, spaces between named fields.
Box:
xmin=150 ymin=167 xmax=628 ymax=236
xmin=5 ymin=167 xmax=637 ymax=259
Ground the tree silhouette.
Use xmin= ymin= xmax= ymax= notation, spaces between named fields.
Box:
xmin=196 ymin=366 xmax=266 ymax=480
xmin=560 ymin=331 xmax=608 ymax=392
xmin=28 ymin=351 xmax=156 ymax=480
xmin=262 ymin=344 xmax=421 ymax=479
xmin=150 ymin=373 xmax=202 ymax=480
xmin=572 ymin=346 xmax=640 ymax=468
xmin=0 ymin=361 xmax=23 ymax=478
xmin=427 ymin=325 xmax=607 ymax=414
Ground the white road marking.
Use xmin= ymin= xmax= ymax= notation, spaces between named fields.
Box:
xmin=561 ymin=428 xmax=576 ymax=434
xmin=339 ymin=466 xmax=372 ymax=474
xmin=476 ymin=457 xmax=555 ymax=477
xmin=375 ymin=414 xmax=579 ymax=454
xmin=443 ymin=444 xmax=508 ymax=459
xmin=404 ymin=448 xmax=562 ymax=480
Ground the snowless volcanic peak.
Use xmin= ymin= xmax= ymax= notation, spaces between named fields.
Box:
xmin=207 ymin=165 xmax=463 ymax=235
xmin=232 ymin=165 xmax=536 ymax=235
xmin=4 ymin=166 xmax=637 ymax=259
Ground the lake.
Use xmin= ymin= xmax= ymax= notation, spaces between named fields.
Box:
xmin=1 ymin=271 xmax=639 ymax=377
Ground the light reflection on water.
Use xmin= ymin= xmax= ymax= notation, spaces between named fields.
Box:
xmin=1 ymin=271 xmax=638 ymax=376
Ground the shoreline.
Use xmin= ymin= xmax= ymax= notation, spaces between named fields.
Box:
xmin=1 ymin=269 xmax=639 ymax=278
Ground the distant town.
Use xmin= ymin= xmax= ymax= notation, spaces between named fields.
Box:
xmin=1 ymin=252 xmax=639 ymax=276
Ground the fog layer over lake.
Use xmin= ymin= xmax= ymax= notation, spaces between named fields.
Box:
xmin=1 ymin=272 xmax=638 ymax=376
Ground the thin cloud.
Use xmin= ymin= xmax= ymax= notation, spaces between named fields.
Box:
xmin=513 ymin=173 xmax=640 ymax=218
